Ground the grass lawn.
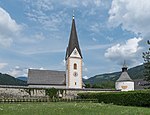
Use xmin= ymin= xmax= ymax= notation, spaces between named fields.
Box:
xmin=0 ymin=102 xmax=150 ymax=115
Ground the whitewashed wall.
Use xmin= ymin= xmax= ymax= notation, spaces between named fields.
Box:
xmin=66 ymin=48 xmax=82 ymax=88
xmin=115 ymin=81 xmax=134 ymax=91
xmin=68 ymin=58 xmax=82 ymax=88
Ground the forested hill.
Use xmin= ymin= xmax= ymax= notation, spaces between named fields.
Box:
xmin=0 ymin=64 xmax=145 ymax=87
xmin=84 ymin=64 xmax=145 ymax=85
xmin=0 ymin=73 xmax=27 ymax=86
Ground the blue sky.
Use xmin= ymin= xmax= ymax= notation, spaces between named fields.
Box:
xmin=0 ymin=0 xmax=149 ymax=79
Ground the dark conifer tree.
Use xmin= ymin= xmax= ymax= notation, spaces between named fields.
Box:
xmin=143 ymin=40 xmax=150 ymax=81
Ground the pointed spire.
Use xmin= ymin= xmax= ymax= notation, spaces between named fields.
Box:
xmin=65 ymin=15 xmax=82 ymax=60
xmin=122 ymin=60 xmax=128 ymax=72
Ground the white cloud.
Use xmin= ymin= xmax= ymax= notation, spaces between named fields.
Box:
xmin=0 ymin=36 xmax=13 ymax=47
xmin=16 ymin=32 xmax=46 ymax=44
xmin=90 ymin=23 xmax=100 ymax=33
xmin=105 ymin=37 xmax=142 ymax=65
xmin=8 ymin=66 xmax=28 ymax=77
xmin=26 ymin=10 xmax=68 ymax=31
xmin=0 ymin=8 xmax=22 ymax=33
xmin=62 ymin=0 xmax=102 ymax=8
xmin=90 ymin=22 xmax=107 ymax=35
xmin=39 ymin=67 xmax=44 ymax=70
xmin=83 ymin=67 xmax=88 ymax=72
xmin=84 ymin=44 xmax=111 ymax=51
xmin=34 ymin=0 xmax=53 ymax=11
xmin=61 ymin=59 xmax=66 ymax=66
xmin=0 ymin=7 xmax=22 ymax=47
xmin=106 ymin=36 xmax=114 ymax=42
xmin=24 ymin=0 xmax=53 ymax=11
xmin=83 ymin=76 xmax=88 ymax=79
xmin=32 ymin=32 xmax=45 ymax=40
xmin=92 ymin=37 xmax=97 ymax=42
xmin=0 ymin=6 xmax=45 ymax=47
xmin=108 ymin=0 xmax=150 ymax=36
xmin=24 ymin=0 xmax=109 ymax=32
xmin=0 ymin=63 xmax=8 ymax=69
xmin=24 ymin=0 xmax=69 ymax=31
xmin=22 ymin=48 xmax=64 ymax=55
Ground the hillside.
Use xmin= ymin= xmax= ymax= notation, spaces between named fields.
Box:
xmin=84 ymin=64 xmax=145 ymax=85
xmin=17 ymin=76 xmax=27 ymax=81
xmin=0 ymin=64 xmax=145 ymax=87
xmin=0 ymin=73 xmax=27 ymax=86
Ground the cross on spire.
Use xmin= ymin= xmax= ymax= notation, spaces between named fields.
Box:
xmin=122 ymin=60 xmax=128 ymax=72
xmin=73 ymin=10 xmax=75 ymax=19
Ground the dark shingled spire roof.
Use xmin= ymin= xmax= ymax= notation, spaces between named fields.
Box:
xmin=116 ymin=62 xmax=133 ymax=82
xmin=65 ymin=16 xmax=82 ymax=60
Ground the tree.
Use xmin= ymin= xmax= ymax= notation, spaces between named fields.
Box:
xmin=85 ymin=83 xmax=91 ymax=88
xmin=143 ymin=40 xmax=150 ymax=81
xmin=45 ymin=88 xmax=58 ymax=99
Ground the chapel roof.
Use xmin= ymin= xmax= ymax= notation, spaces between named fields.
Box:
xmin=116 ymin=63 xmax=133 ymax=82
xmin=116 ymin=71 xmax=133 ymax=82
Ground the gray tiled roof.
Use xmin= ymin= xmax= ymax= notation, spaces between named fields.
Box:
xmin=116 ymin=71 xmax=133 ymax=82
xmin=28 ymin=69 xmax=66 ymax=85
xmin=65 ymin=16 xmax=82 ymax=60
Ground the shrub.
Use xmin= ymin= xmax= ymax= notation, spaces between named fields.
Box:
xmin=45 ymin=88 xmax=58 ymax=99
xmin=78 ymin=90 xmax=150 ymax=107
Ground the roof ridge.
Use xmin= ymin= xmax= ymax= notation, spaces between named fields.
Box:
xmin=29 ymin=69 xmax=65 ymax=72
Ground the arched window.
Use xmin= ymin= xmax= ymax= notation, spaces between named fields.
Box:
xmin=74 ymin=63 xmax=77 ymax=69
xmin=75 ymin=82 xmax=76 ymax=85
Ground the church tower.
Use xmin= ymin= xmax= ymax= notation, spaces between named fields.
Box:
xmin=65 ymin=15 xmax=83 ymax=88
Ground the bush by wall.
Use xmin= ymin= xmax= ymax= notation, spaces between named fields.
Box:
xmin=78 ymin=90 xmax=150 ymax=107
xmin=45 ymin=88 xmax=58 ymax=98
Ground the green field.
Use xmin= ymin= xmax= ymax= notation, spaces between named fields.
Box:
xmin=0 ymin=102 xmax=150 ymax=115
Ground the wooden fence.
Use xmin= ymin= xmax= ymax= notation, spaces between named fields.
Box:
xmin=0 ymin=98 xmax=98 ymax=103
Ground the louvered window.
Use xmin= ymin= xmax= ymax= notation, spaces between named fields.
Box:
xmin=74 ymin=63 xmax=77 ymax=69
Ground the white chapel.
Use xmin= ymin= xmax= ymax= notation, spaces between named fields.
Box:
xmin=115 ymin=62 xmax=134 ymax=91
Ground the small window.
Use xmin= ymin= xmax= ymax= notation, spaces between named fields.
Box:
xmin=74 ymin=63 xmax=77 ymax=69
xmin=75 ymin=82 xmax=76 ymax=85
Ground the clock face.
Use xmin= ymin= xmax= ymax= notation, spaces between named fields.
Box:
xmin=73 ymin=72 xmax=78 ymax=77
xmin=74 ymin=50 xmax=77 ymax=55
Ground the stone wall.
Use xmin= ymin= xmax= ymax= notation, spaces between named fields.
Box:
xmin=0 ymin=86 xmax=45 ymax=99
xmin=0 ymin=85 xmax=120 ymax=99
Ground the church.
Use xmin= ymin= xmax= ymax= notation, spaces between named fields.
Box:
xmin=27 ymin=15 xmax=84 ymax=89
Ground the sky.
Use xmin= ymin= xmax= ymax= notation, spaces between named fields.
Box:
xmin=0 ymin=0 xmax=149 ymax=79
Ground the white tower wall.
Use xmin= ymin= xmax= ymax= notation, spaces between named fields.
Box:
xmin=66 ymin=48 xmax=82 ymax=88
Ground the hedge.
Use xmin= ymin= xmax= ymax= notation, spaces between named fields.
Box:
xmin=78 ymin=90 xmax=150 ymax=107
